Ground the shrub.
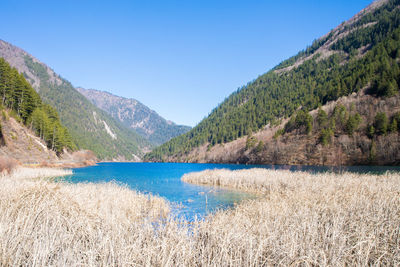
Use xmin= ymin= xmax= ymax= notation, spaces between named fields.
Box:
xmin=255 ymin=141 xmax=264 ymax=153
xmin=333 ymin=105 xmax=348 ymax=128
xmin=0 ymin=156 xmax=18 ymax=173
xmin=1 ymin=110 xmax=8 ymax=120
xmin=391 ymin=112 xmax=400 ymax=132
xmin=389 ymin=118 xmax=398 ymax=133
xmin=246 ymin=136 xmax=257 ymax=150
xmin=374 ymin=112 xmax=389 ymax=135
xmin=320 ymin=128 xmax=334 ymax=145
xmin=273 ymin=129 xmax=284 ymax=139
xmin=345 ymin=113 xmax=362 ymax=135
xmin=317 ymin=109 xmax=328 ymax=127
xmin=367 ymin=125 xmax=375 ymax=139
xmin=295 ymin=110 xmax=313 ymax=134
xmin=285 ymin=110 xmax=313 ymax=134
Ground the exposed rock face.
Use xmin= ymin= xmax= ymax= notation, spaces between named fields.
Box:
xmin=0 ymin=40 xmax=64 ymax=90
xmin=76 ymin=87 xmax=191 ymax=146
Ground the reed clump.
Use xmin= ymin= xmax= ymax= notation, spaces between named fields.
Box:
xmin=0 ymin=166 xmax=73 ymax=180
xmin=0 ymin=155 xmax=18 ymax=174
xmin=182 ymin=168 xmax=320 ymax=193
xmin=185 ymin=169 xmax=400 ymax=265
xmin=0 ymin=169 xmax=173 ymax=266
xmin=0 ymin=167 xmax=399 ymax=266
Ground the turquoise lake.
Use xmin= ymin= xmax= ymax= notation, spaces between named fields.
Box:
xmin=65 ymin=162 xmax=400 ymax=220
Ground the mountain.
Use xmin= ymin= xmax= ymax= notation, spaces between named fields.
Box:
xmin=0 ymin=57 xmax=97 ymax=167
xmin=145 ymin=0 xmax=400 ymax=165
xmin=76 ymin=87 xmax=191 ymax=146
xmin=0 ymin=40 xmax=151 ymax=161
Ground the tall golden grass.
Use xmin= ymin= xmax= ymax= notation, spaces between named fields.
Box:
xmin=0 ymin=167 xmax=399 ymax=266
xmin=0 ymin=155 xmax=18 ymax=174
xmin=0 ymin=166 xmax=73 ymax=180
xmin=184 ymin=169 xmax=400 ymax=265
xmin=0 ymin=169 xmax=172 ymax=266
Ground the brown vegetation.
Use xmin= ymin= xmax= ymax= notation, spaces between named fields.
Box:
xmin=0 ymin=167 xmax=399 ymax=265
xmin=0 ymin=171 xmax=170 ymax=266
xmin=0 ymin=109 xmax=97 ymax=168
xmin=0 ymin=155 xmax=18 ymax=174
xmin=58 ymin=150 xmax=98 ymax=167
xmin=166 ymin=90 xmax=400 ymax=166
xmin=0 ymin=112 xmax=60 ymax=164
xmin=183 ymin=168 xmax=400 ymax=265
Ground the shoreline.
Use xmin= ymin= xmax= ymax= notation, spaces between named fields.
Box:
xmin=22 ymin=160 xmax=97 ymax=169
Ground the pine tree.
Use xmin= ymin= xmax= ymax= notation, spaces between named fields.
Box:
xmin=0 ymin=58 xmax=75 ymax=153
xmin=374 ymin=112 xmax=389 ymax=135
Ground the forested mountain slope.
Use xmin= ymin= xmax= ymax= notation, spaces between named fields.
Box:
xmin=0 ymin=40 xmax=151 ymax=160
xmin=76 ymin=87 xmax=191 ymax=146
xmin=146 ymin=0 xmax=400 ymax=165
xmin=0 ymin=58 xmax=78 ymax=163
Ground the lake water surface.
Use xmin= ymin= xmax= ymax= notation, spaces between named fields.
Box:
xmin=65 ymin=162 xmax=400 ymax=220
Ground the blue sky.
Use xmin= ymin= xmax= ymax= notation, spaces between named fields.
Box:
xmin=1 ymin=0 xmax=372 ymax=126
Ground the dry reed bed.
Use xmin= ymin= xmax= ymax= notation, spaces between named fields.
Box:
xmin=183 ymin=169 xmax=400 ymax=265
xmin=182 ymin=168 xmax=340 ymax=193
xmin=0 ymin=168 xmax=172 ymax=266
xmin=0 ymin=168 xmax=399 ymax=266
xmin=0 ymin=167 xmax=73 ymax=180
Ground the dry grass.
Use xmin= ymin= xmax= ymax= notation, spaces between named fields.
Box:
xmin=0 ymin=169 xmax=172 ymax=266
xmin=0 ymin=166 xmax=73 ymax=180
xmin=184 ymin=169 xmax=400 ymax=265
xmin=0 ymin=155 xmax=18 ymax=174
xmin=182 ymin=168 xmax=298 ymax=193
xmin=0 ymin=167 xmax=399 ymax=266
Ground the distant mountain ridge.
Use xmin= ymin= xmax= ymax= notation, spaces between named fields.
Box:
xmin=0 ymin=39 xmax=150 ymax=160
xmin=76 ymin=87 xmax=191 ymax=146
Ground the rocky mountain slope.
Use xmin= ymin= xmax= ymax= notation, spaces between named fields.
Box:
xmin=0 ymin=110 xmax=96 ymax=167
xmin=0 ymin=109 xmax=61 ymax=164
xmin=0 ymin=58 xmax=96 ymax=167
xmin=76 ymin=87 xmax=191 ymax=146
xmin=146 ymin=0 xmax=400 ymax=165
xmin=0 ymin=40 xmax=151 ymax=160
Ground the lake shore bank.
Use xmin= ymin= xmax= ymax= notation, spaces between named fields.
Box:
xmin=1 ymin=166 xmax=399 ymax=265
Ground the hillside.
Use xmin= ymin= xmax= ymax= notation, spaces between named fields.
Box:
xmin=165 ymin=90 xmax=400 ymax=165
xmin=0 ymin=40 xmax=151 ymax=160
xmin=146 ymin=0 xmax=400 ymax=165
xmin=76 ymin=87 xmax=191 ymax=146
xmin=0 ymin=110 xmax=96 ymax=167
xmin=0 ymin=58 xmax=96 ymax=166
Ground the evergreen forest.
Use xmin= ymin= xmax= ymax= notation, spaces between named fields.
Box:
xmin=145 ymin=0 xmax=400 ymax=161
xmin=0 ymin=58 xmax=75 ymax=154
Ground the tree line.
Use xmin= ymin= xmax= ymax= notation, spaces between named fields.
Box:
xmin=0 ymin=57 xmax=76 ymax=154
xmin=145 ymin=0 xmax=400 ymax=161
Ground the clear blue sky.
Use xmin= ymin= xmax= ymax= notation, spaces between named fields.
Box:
xmin=1 ymin=0 xmax=372 ymax=126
